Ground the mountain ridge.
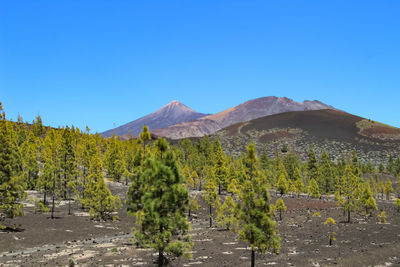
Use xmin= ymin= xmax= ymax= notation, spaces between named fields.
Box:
xmin=103 ymin=96 xmax=336 ymax=139
xmin=152 ymin=96 xmax=336 ymax=139
xmin=102 ymin=100 xmax=208 ymax=137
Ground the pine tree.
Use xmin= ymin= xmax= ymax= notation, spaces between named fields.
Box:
xmin=203 ymin=172 xmax=219 ymax=228
xmin=350 ymin=150 xmax=362 ymax=177
xmin=307 ymin=178 xmax=321 ymax=198
xmin=32 ymin=115 xmax=45 ymax=138
xmin=104 ymin=136 xmax=125 ymax=182
xmin=39 ymin=129 xmax=62 ymax=219
xmin=21 ymin=131 xmax=39 ymax=190
xmin=324 ymin=217 xmax=336 ymax=246
xmin=335 ymin=165 xmax=361 ymax=223
xmin=139 ymin=125 xmax=151 ymax=153
xmin=75 ymin=134 xmax=97 ymax=208
xmin=60 ymin=126 xmax=77 ymax=216
xmin=319 ymin=150 xmax=335 ymax=193
xmin=216 ymin=195 xmax=236 ymax=230
xmin=155 ymin=138 xmax=168 ymax=160
xmin=182 ymin=165 xmax=194 ymax=189
xmin=191 ymin=170 xmax=199 ymax=190
xmin=0 ymin=105 xmax=26 ymax=227
xmin=244 ymin=143 xmax=258 ymax=180
xmin=293 ymin=167 xmax=304 ymax=197
xmin=364 ymin=197 xmax=378 ymax=216
xmin=227 ymin=178 xmax=240 ymax=196
xmin=128 ymin=152 xmax=192 ymax=266
xmin=307 ymin=145 xmax=319 ymax=182
xmin=275 ymin=198 xmax=286 ymax=221
xmin=378 ymin=211 xmax=387 ymax=223
xmin=236 ymin=143 xmax=280 ymax=267
xmin=213 ymin=140 xmax=227 ymax=195
xmin=83 ymin=154 xmax=121 ymax=220
xmin=360 ymin=183 xmax=377 ymax=215
xmin=383 ymin=178 xmax=394 ymax=200
xmin=283 ymin=151 xmax=300 ymax=180
xmin=275 ymin=173 xmax=289 ymax=196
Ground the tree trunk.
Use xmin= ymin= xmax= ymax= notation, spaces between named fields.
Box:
xmin=279 ymin=210 xmax=282 ymax=221
xmin=68 ymin=198 xmax=71 ymax=215
xmin=209 ymin=204 xmax=212 ymax=228
xmin=51 ymin=195 xmax=55 ymax=219
xmin=329 ymin=237 xmax=332 ymax=246
xmin=251 ymin=249 xmax=255 ymax=267
xmin=43 ymin=190 xmax=47 ymax=205
xmin=64 ymin=172 xmax=67 ymax=199
xmin=158 ymin=249 xmax=164 ymax=267
xmin=347 ymin=209 xmax=351 ymax=223
xmin=218 ymin=184 xmax=221 ymax=195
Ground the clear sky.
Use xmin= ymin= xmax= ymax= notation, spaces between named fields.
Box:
xmin=1 ymin=1 xmax=399 ymax=133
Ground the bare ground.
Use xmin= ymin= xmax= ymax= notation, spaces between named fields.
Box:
xmin=1 ymin=182 xmax=400 ymax=266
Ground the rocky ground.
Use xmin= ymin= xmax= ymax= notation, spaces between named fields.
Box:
xmin=1 ymin=182 xmax=400 ymax=266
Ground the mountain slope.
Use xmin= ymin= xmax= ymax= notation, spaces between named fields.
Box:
xmin=102 ymin=101 xmax=208 ymax=137
xmin=213 ymin=109 xmax=400 ymax=164
xmin=153 ymin=96 xmax=335 ymax=139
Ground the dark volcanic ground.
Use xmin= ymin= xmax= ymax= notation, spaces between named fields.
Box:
xmin=1 ymin=181 xmax=400 ymax=266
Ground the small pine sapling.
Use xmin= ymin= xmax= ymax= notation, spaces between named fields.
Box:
xmin=365 ymin=197 xmax=378 ymax=216
xmin=378 ymin=211 xmax=387 ymax=223
xmin=324 ymin=217 xmax=336 ymax=246
xmin=275 ymin=198 xmax=287 ymax=221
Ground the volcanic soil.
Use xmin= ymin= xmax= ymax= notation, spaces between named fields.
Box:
xmin=1 ymin=181 xmax=400 ymax=266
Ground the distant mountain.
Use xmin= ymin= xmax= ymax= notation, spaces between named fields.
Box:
xmin=213 ymin=109 xmax=400 ymax=164
xmin=153 ymin=96 xmax=336 ymax=139
xmin=102 ymin=101 xmax=208 ymax=137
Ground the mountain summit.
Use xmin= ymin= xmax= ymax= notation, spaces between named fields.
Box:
xmin=102 ymin=101 xmax=208 ymax=137
xmin=152 ymin=96 xmax=336 ymax=139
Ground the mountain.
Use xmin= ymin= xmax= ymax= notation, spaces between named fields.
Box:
xmin=213 ymin=109 xmax=400 ymax=164
xmin=153 ymin=96 xmax=336 ymax=139
xmin=102 ymin=101 xmax=208 ymax=137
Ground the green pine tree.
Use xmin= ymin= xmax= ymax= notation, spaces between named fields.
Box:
xmin=83 ymin=154 xmax=121 ymax=220
xmin=216 ymin=195 xmax=236 ymax=230
xmin=0 ymin=104 xmax=26 ymax=228
xmin=334 ymin=165 xmax=361 ymax=223
xmin=236 ymin=143 xmax=280 ymax=267
xmin=128 ymin=152 xmax=192 ymax=266
xmin=307 ymin=178 xmax=321 ymax=198
xmin=213 ymin=139 xmax=228 ymax=195
xmin=275 ymin=173 xmax=289 ymax=196
xmin=275 ymin=198 xmax=287 ymax=221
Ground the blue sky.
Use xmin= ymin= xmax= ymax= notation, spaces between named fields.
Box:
xmin=1 ymin=1 xmax=399 ymax=132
